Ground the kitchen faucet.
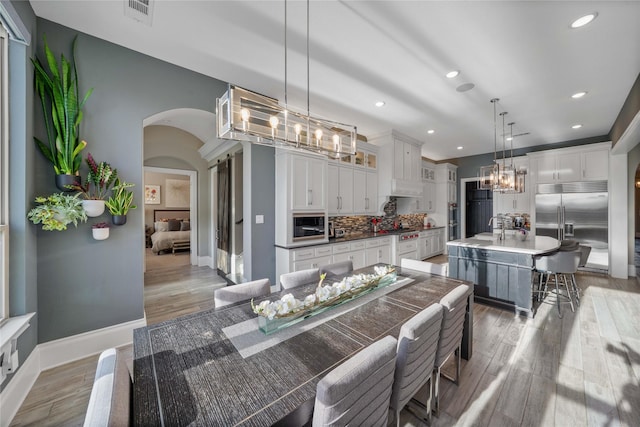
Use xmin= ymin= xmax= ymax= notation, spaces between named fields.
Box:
xmin=488 ymin=215 xmax=506 ymax=240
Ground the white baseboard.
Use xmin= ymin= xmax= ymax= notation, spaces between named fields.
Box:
xmin=0 ymin=317 xmax=146 ymax=427
xmin=0 ymin=346 xmax=40 ymax=427
xmin=198 ymin=255 xmax=213 ymax=268
xmin=38 ymin=317 xmax=146 ymax=371
xmin=629 ymin=264 xmax=636 ymax=277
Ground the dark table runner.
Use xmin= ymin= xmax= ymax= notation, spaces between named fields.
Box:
xmin=133 ymin=265 xmax=473 ymax=426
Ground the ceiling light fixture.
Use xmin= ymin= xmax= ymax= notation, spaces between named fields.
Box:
xmin=571 ymin=13 xmax=597 ymax=29
xmin=375 ymin=101 xmax=385 ymax=107
xmin=571 ymin=91 xmax=587 ymax=99
xmin=457 ymin=146 xmax=463 ymax=150
xmin=479 ymin=98 xmax=525 ymax=193
xmin=446 ymin=70 xmax=459 ymax=79
xmin=427 ymin=129 xmax=435 ymax=134
xmin=572 ymin=124 xmax=583 ymax=129
xmin=215 ymin=0 xmax=357 ymax=158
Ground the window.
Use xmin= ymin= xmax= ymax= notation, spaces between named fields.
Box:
xmin=0 ymin=23 xmax=8 ymax=321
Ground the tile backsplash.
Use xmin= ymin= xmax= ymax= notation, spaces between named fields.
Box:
xmin=330 ymin=197 xmax=425 ymax=234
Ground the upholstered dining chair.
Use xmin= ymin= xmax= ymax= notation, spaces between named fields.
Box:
xmin=213 ymin=278 xmax=271 ymax=308
xmin=280 ymin=268 xmax=320 ymax=290
xmin=312 ymin=335 xmax=398 ymax=427
xmin=389 ymin=303 xmax=444 ymax=426
xmin=83 ymin=348 xmax=131 ymax=427
xmin=432 ymin=284 xmax=471 ymax=417
xmin=319 ymin=260 xmax=353 ymax=277
xmin=400 ymin=258 xmax=448 ymax=277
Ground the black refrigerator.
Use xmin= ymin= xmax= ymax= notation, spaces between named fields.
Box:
xmin=535 ymin=181 xmax=608 ymax=271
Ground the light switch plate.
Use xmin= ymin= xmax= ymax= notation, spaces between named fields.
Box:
xmin=256 ymin=215 xmax=264 ymax=224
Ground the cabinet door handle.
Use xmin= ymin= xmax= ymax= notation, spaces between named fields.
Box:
xmin=308 ymin=189 xmax=313 ymax=205
xmin=365 ymin=198 xmax=369 ymax=210
xmin=582 ymin=169 xmax=585 ymax=178
xmin=339 ymin=196 xmax=343 ymax=209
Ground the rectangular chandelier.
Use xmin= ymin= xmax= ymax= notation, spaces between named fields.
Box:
xmin=480 ymin=161 xmax=526 ymax=193
xmin=216 ymin=85 xmax=357 ymax=158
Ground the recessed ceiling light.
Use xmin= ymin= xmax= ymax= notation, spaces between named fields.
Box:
xmin=427 ymin=129 xmax=435 ymax=134
xmin=456 ymin=83 xmax=475 ymax=92
xmin=506 ymin=137 xmax=513 ymax=141
xmin=572 ymin=124 xmax=583 ymax=129
xmin=375 ymin=101 xmax=385 ymax=107
xmin=571 ymin=91 xmax=587 ymax=99
xmin=457 ymin=146 xmax=463 ymax=150
xmin=571 ymin=13 xmax=597 ymax=29
xmin=446 ymin=70 xmax=459 ymax=79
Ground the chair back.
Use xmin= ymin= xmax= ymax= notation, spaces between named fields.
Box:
xmin=535 ymin=250 xmax=580 ymax=274
xmin=214 ymin=278 xmax=270 ymax=308
xmin=435 ymin=285 xmax=470 ymax=367
xmin=401 ymin=258 xmax=448 ymax=276
xmin=319 ymin=260 xmax=353 ymax=277
xmin=280 ymin=268 xmax=319 ymax=289
xmin=313 ymin=335 xmax=398 ymax=427
xmin=84 ymin=348 xmax=131 ymax=427
xmin=578 ymin=245 xmax=592 ymax=267
xmin=390 ymin=303 xmax=443 ymax=413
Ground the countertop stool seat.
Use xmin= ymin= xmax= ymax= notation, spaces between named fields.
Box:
xmin=533 ymin=248 xmax=581 ymax=318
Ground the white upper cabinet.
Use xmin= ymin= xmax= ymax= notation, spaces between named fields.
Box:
xmin=370 ymin=130 xmax=424 ymax=198
xmin=530 ymin=142 xmax=610 ymax=185
xmin=291 ymin=154 xmax=327 ymax=210
xmin=493 ymin=156 xmax=530 ymax=215
xmin=327 ymin=164 xmax=353 ymax=215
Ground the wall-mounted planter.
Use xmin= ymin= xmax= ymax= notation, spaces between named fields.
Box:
xmin=92 ymin=227 xmax=109 ymax=240
xmin=111 ymin=215 xmax=127 ymax=226
xmin=55 ymin=174 xmax=80 ymax=192
xmin=82 ymin=200 xmax=105 ymax=217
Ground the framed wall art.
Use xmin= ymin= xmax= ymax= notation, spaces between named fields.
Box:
xmin=145 ymin=184 xmax=161 ymax=204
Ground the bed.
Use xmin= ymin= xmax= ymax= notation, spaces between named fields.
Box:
xmin=150 ymin=209 xmax=191 ymax=254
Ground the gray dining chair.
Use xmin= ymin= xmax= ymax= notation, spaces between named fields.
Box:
xmin=83 ymin=348 xmax=131 ymax=427
xmin=312 ymin=335 xmax=398 ymax=427
xmin=432 ymin=284 xmax=471 ymax=417
xmin=319 ymin=260 xmax=353 ymax=277
xmin=401 ymin=258 xmax=448 ymax=277
xmin=389 ymin=303 xmax=444 ymax=426
xmin=214 ymin=278 xmax=271 ymax=308
xmin=280 ymin=268 xmax=319 ymax=290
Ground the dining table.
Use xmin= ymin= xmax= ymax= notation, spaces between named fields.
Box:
xmin=133 ymin=264 xmax=474 ymax=426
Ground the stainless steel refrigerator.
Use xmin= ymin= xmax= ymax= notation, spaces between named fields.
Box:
xmin=535 ymin=181 xmax=608 ymax=271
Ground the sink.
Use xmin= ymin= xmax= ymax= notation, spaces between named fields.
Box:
xmin=473 ymin=233 xmax=497 ymax=241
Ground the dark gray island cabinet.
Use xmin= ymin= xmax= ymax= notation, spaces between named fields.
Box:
xmin=447 ymin=235 xmax=560 ymax=317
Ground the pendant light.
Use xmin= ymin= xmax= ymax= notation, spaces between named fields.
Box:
xmin=215 ymin=0 xmax=357 ymax=158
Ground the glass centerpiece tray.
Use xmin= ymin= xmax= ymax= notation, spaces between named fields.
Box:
xmin=252 ymin=265 xmax=397 ymax=335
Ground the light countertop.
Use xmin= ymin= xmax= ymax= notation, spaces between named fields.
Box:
xmin=446 ymin=234 xmax=560 ymax=255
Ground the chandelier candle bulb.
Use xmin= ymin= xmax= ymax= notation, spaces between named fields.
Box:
xmin=241 ymin=108 xmax=250 ymax=132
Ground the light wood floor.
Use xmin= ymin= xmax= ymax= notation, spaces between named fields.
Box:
xmin=10 ymin=266 xmax=640 ymax=426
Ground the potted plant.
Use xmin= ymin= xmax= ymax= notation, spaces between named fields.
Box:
xmin=32 ymin=35 xmax=93 ymax=191
xmin=105 ymin=179 xmax=137 ymax=225
xmin=27 ymin=193 xmax=88 ymax=231
xmin=91 ymin=222 xmax=110 ymax=240
xmin=68 ymin=153 xmax=118 ymax=217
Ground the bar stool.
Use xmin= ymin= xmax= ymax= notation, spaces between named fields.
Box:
xmin=571 ymin=245 xmax=591 ymax=306
xmin=534 ymin=249 xmax=581 ymax=318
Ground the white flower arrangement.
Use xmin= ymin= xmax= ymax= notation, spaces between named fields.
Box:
xmin=251 ymin=265 xmax=396 ymax=320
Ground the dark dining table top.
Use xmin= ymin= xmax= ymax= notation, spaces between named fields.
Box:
xmin=133 ymin=264 xmax=473 ymax=426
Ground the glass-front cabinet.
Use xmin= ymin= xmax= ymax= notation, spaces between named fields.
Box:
xmin=354 ymin=147 xmax=377 ymax=170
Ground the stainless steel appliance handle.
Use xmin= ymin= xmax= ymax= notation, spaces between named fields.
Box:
xmin=557 ymin=206 xmax=562 ymax=240
xmin=562 ymin=206 xmax=566 ymax=240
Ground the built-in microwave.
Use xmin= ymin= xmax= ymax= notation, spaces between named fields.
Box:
xmin=292 ymin=213 xmax=326 ymax=242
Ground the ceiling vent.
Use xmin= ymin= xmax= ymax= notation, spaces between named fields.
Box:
xmin=124 ymin=0 xmax=154 ymax=26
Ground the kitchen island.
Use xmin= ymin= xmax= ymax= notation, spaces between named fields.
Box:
xmin=447 ymin=234 xmax=560 ymax=317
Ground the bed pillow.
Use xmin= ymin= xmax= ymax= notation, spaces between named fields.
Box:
xmin=154 ymin=221 xmax=169 ymax=232
xmin=168 ymin=219 xmax=181 ymax=231
xmin=180 ymin=221 xmax=190 ymax=231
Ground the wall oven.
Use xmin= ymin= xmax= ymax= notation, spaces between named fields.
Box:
xmin=292 ymin=213 xmax=326 ymax=242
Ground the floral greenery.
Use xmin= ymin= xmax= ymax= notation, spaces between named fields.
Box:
xmin=32 ymin=35 xmax=93 ymax=176
xmin=251 ymin=265 xmax=396 ymax=320
xmin=92 ymin=222 xmax=110 ymax=229
xmin=105 ymin=179 xmax=137 ymax=215
xmin=68 ymin=153 xmax=117 ymax=199
xmin=27 ymin=193 xmax=88 ymax=231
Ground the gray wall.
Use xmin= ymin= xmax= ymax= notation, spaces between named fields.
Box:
xmin=34 ymin=19 xmax=228 ymax=342
xmin=4 ymin=0 xmax=37 ymax=392
xmin=144 ymin=125 xmax=210 ymax=255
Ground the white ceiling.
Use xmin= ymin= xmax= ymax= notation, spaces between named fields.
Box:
xmin=30 ymin=1 xmax=640 ymax=161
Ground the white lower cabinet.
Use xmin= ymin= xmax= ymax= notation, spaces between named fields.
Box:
xmin=418 ymin=228 xmax=445 ymax=260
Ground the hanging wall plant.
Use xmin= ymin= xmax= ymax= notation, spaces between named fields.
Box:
xmin=32 ymin=35 xmax=93 ymax=190
xmin=67 ymin=153 xmax=118 ymax=217
xmin=92 ymin=222 xmax=110 ymax=240
xmin=27 ymin=193 xmax=88 ymax=231
xmin=105 ymin=179 xmax=137 ymax=225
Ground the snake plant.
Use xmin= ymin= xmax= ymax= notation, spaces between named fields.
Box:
xmin=105 ymin=179 xmax=137 ymax=216
xmin=32 ymin=35 xmax=93 ymax=175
